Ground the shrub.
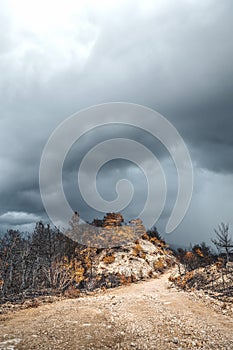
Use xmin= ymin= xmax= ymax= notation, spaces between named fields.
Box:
xmin=102 ymin=254 xmax=115 ymax=264
xmin=119 ymin=274 xmax=132 ymax=285
xmin=132 ymin=243 xmax=146 ymax=259
xmin=153 ymin=258 xmax=166 ymax=272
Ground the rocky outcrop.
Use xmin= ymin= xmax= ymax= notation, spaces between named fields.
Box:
xmin=67 ymin=212 xmax=176 ymax=289
xmin=102 ymin=213 xmax=124 ymax=227
xmin=92 ymin=237 xmax=176 ymax=282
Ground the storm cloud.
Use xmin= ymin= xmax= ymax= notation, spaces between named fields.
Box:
xmin=0 ymin=0 xmax=233 ymax=246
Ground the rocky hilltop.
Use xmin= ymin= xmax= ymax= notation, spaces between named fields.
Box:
xmin=85 ymin=236 xmax=176 ymax=291
xmin=65 ymin=212 xmax=176 ymax=291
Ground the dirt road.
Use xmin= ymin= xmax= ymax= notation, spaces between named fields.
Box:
xmin=0 ymin=271 xmax=232 ymax=349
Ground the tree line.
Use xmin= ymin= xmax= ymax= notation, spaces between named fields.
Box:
xmin=176 ymin=223 xmax=233 ymax=271
xmin=173 ymin=223 xmax=233 ymax=295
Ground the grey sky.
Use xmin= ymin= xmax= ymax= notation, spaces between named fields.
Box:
xmin=0 ymin=0 xmax=233 ymax=246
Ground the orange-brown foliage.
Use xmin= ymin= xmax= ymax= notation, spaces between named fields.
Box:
xmin=102 ymin=254 xmax=115 ymax=264
xmin=132 ymin=243 xmax=146 ymax=259
xmin=153 ymin=258 xmax=166 ymax=272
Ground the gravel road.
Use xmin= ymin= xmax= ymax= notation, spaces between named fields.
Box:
xmin=0 ymin=271 xmax=232 ymax=349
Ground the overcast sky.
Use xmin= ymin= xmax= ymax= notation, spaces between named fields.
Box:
xmin=0 ymin=0 xmax=233 ymax=247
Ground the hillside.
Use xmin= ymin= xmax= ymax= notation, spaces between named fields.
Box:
xmin=0 ymin=270 xmax=232 ymax=350
xmin=0 ymin=214 xmax=175 ymax=302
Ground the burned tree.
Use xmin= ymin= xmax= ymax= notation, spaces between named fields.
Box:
xmin=212 ymin=223 xmax=233 ymax=266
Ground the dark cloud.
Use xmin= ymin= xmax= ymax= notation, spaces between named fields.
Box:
xmin=0 ymin=0 xmax=232 ymax=243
